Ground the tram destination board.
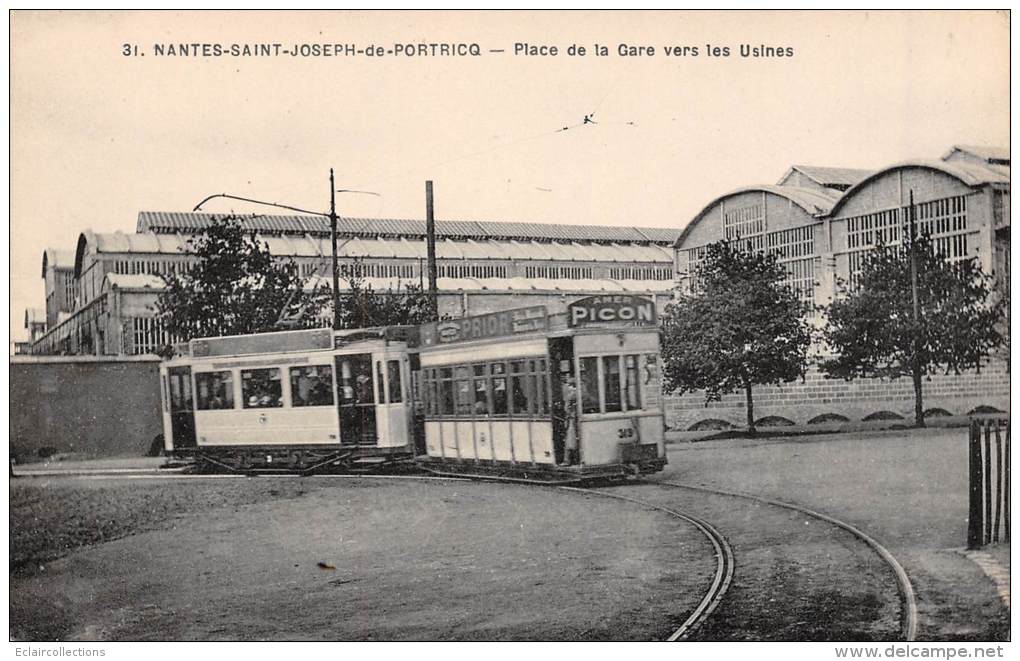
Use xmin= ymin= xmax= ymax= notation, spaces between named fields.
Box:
xmin=191 ymin=327 xmax=334 ymax=357
xmin=568 ymin=295 xmax=657 ymax=328
xmin=418 ymin=306 xmax=548 ymax=347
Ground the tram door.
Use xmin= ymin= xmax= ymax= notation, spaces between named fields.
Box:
xmin=335 ymin=353 xmax=378 ymax=446
xmin=409 ymin=354 xmax=427 ymax=455
xmin=167 ymin=367 xmax=197 ymax=449
xmin=548 ymin=337 xmax=575 ymax=465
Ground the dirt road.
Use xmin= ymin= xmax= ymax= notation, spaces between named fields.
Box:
xmin=11 ymin=476 xmax=716 ymax=641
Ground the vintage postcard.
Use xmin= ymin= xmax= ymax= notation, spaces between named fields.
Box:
xmin=7 ymin=9 xmax=1011 ymax=657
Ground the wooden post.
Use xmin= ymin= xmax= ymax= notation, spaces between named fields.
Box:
xmin=1004 ymin=422 xmax=1010 ymax=542
xmin=967 ymin=420 xmax=984 ymax=549
xmin=984 ymin=421 xmax=993 ymax=545
xmin=994 ymin=421 xmax=1003 ymax=542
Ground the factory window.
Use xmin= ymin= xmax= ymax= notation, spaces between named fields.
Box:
xmin=438 ymin=263 xmax=508 ymax=279
xmin=783 ymin=258 xmax=816 ymax=307
xmin=846 ymin=195 xmax=969 ymax=289
xmin=523 ymin=265 xmax=595 ymax=279
xmin=241 ymin=368 xmax=283 ymax=409
xmin=131 ymin=317 xmax=176 ymax=355
xmin=196 ymin=371 xmax=235 ymax=410
xmin=723 ymin=203 xmax=765 ymax=251
xmin=341 ymin=261 xmax=420 ymax=279
xmin=608 ymin=266 xmax=673 ymax=280
xmin=766 ymin=226 xmax=814 ymax=261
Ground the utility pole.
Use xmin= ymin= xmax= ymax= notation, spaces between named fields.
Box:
xmin=425 ymin=180 xmax=439 ymax=320
xmin=908 ymin=189 xmax=924 ymax=427
xmin=330 ymin=168 xmax=341 ymax=331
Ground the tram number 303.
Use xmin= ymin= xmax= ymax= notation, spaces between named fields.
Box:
xmin=617 ymin=427 xmax=636 ymax=439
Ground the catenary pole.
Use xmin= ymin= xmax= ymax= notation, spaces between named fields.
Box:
xmin=330 ymin=168 xmax=341 ymax=331
xmin=425 ymin=180 xmax=439 ymax=319
xmin=908 ymin=189 xmax=924 ymax=427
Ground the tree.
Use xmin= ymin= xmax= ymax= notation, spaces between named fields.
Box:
xmin=660 ymin=240 xmax=812 ymax=434
xmin=821 ymin=232 xmax=1006 ymax=427
xmin=334 ymin=261 xmax=437 ymax=329
xmin=154 ymin=215 xmax=329 ymax=347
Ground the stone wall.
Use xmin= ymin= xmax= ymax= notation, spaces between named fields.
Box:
xmin=665 ymin=357 xmax=1010 ymax=431
xmin=10 ymin=356 xmax=163 ymax=461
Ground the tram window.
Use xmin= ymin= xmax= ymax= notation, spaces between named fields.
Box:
xmin=439 ymin=367 xmax=455 ymax=415
xmin=196 ymin=371 xmax=235 ymax=410
xmin=376 ymin=362 xmax=386 ymax=404
xmin=241 ymin=368 xmax=283 ymax=409
xmin=579 ymin=357 xmax=601 ymax=414
xmin=535 ymin=375 xmax=548 ymax=415
xmin=289 ymin=365 xmax=334 ymax=407
xmin=425 ymin=371 xmax=439 ymax=416
xmin=602 ymin=356 xmax=623 ymax=413
xmin=337 ymin=355 xmax=374 ymax=404
xmin=510 ymin=360 xmax=535 ymax=415
xmin=473 ymin=365 xmax=489 ymax=415
xmin=623 ymin=355 xmax=642 ymax=411
xmin=456 ymin=366 xmax=473 ymax=415
xmin=387 ymin=360 xmax=403 ymax=403
xmin=490 ymin=362 xmax=508 ymax=415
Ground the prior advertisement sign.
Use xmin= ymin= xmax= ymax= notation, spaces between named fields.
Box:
xmin=419 ymin=305 xmax=549 ymax=346
xmin=568 ymin=295 xmax=657 ymax=328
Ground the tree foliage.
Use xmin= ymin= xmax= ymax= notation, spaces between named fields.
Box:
xmin=153 ymin=216 xmax=440 ymax=354
xmin=821 ymin=233 xmax=1006 ymax=426
xmin=154 ymin=215 xmax=329 ymax=345
xmin=660 ymin=240 xmax=812 ymax=433
xmin=334 ymin=261 xmax=437 ymax=329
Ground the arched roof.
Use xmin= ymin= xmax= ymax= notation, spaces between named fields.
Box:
xmin=41 ymin=248 xmax=75 ymax=277
xmin=829 ymin=159 xmax=1010 ymax=216
xmin=674 ymin=185 xmax=839 ymax=248
xmin=75 ymin=230 xmax=191 ymax=277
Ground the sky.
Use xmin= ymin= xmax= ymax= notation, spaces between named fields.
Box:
xmin=8 ymin=10 xmax=1010 ymax=342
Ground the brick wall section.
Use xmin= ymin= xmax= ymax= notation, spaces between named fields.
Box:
xmin=665 ymin=358 xmax=1010 ymax=430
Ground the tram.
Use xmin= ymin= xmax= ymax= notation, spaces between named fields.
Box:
xmin=411 ymin=295 xmax=668 ymax=481
xmin=160 ymin=326 xmax=415 ymax=472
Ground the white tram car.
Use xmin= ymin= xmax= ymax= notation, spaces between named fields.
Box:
xmin=160 ymin=326 xmax=415 ymax=471
xmin=411 ymin=296 xmax=667 ymax=481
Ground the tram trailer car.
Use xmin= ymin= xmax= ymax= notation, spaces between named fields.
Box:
xmin=160 ymin=326 xmax=415 ymax=472
xmin=411 ymin=295 xmax=667 ymax=482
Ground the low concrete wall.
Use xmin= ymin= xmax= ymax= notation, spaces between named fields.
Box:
xmin=665 ymin=358 xmax=1010 ymax=431
xmin=10 ymin=356 xmax=163 ymax=461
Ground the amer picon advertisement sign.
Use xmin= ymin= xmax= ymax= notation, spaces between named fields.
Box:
xmin=567 ymin=295 xmax=657 ymax=328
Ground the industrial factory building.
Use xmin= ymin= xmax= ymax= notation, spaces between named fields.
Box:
xmin=670 ymin=145 xmax=1010 ymax=429
xmin=32 ymin=212 xmax=680 ymax=356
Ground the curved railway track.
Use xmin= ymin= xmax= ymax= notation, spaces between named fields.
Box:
xmin=558 ymin=484 xmax=735 ymax=640
xmin=16 ymin=467 xmax=917 ymax=641
xmin=650 ymin=479 xmax=918 ymax=641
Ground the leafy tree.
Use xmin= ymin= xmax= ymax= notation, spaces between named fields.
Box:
xmin=334 ymin=261 xmax=437 ymax=329
xmin=154 ymin=215 xmax=329 ymax=347
xmin=821 ymin=233 xmax=1006 ymax=427
xmin=661 ymin=240 xmax=812 ymax=434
